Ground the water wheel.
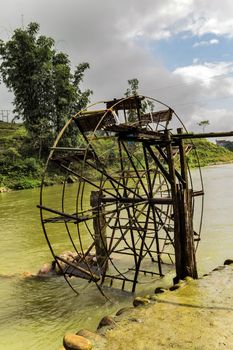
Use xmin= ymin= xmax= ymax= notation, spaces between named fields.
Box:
xmin=39 ymin=95 xmax=204 ymax=295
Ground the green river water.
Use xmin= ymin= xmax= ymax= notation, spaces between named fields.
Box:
xmin=0 ymin=164 xmax=233 ymax=349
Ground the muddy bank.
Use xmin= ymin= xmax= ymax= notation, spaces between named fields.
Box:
xmin=96 ymin=262 xmax=233 ymax=350
xmin=60 ymin=262 xmax=233 ymax=350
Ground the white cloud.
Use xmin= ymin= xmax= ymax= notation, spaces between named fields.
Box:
xmin=173 ymin=62 xmax=233 ymax=86
xmin=193 ymin=38 xmax=219 ymax=48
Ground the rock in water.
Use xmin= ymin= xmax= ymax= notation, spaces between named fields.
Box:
xmin=55 ymin=251 xmax=77 ymax=275
xmin=63 ymin=334 xmax=92 ymax=350
xmin=154 ymin=287 xmax=166 ymax=294
xmin=133 ymin=297 xmax=150 ymax=307
xmin=115 ymin=307 xmax=134 ymax=316
xmin=76 ymin=329 xmax=104 ymax=346
xmin=37 ymin=262 xmax=55 ymax=277
xmin=224 ymin=259 xmax=233 ymax=265
xmin=97 ymin=316 xmax=116 ymax=330
xmin=169 ymin=284 xmax=180 ymax=291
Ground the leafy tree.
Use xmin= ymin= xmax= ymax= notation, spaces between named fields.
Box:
xmin=125 ymin=78 xmax=139 ymax=98
xmin=198 ymin=120 xmax=210 ymax=133
xmin=125 ymin=78 xmax=139 ymax=123
xmin=0 ymin=22 xmax=92 ymax=157
xmin=52 ymin=54 xmax=92 ymax=134
xmin=125 ymin=78 xmax=154 ymax=123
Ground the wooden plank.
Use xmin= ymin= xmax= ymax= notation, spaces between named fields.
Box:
xmin=74 ymin=109 xmax=115 ymax=132
xmin=105 ymin=96 xmax=143 ymax=110
xmin=56 ymin=255 xmax=100 ymax=282
xmin=140 ymin=109 xmax=173 ymax=124
xmin=51 ymin=149 xmax=94 ymax=163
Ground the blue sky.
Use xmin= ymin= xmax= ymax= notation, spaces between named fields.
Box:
xmin=152 ymin=33 xmax=233 ymax=70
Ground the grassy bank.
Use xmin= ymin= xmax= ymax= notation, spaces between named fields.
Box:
xmin=188 ymin=138 xmax=233 ymax=167
xmin=1 ymin=121 xmax=233 ymax=191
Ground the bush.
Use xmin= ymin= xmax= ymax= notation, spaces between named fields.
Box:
xmin=9 ymin=177 xmax=41 ymax=190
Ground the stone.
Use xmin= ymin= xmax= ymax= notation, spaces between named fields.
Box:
xmin=55 ymin=251 xmax=77 ymax=275
xmin=212 ymin=266 xmax=225 ymax=272
xmin=142 ymin=294 xmax=151 ymax=299
xmin=63 ymin=334 xmax=92 ymax=350
xmin=0 ymin=186 xmax=10 ymax=193
xmin=76 ymin=329 xmax=103 ymax=343
xmin=169 ymin=284 xmax=180 ymax=291
xmin=154 ymin=287 xmax=166 ymax=294
xmin=224 ymin=259 xmax=233 ymax=265
xmin=97 ymin=316 xmax=116 ymax=330
xmin=115 ymin=307 xmax=134 ymax=316
xmin=133 ymin=296 xmax=150 ymax=307
xmin=184 ymin=276 xmax=193 ymax=282
xmin=37 ymin=262 xmax=55 ymax=277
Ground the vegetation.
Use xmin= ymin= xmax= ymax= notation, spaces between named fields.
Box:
xmin=1 ymin=121 xmax=233 ymax=191
xmin=188 ymin=138 xmax=233 ymax=167
xmin=0 ymin=122 xmax=59 ymax=190
xmin=0 ymin=22 xmax=92 ymax=158
xmin=197 ymin=120 xmax=210 ymax=133
xmin=0 ymin=22 xmax=92 ymax=190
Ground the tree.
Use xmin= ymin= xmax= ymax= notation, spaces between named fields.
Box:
xmin=0 ymin=22 xmax=92 ymax=157
xmin=125 ymin=78 xmax=154 ymax=123
xmin=125 ymin=78 xmax=139 ymax=98
xmin=198 ymin=120 xmax=210 ymax=133
xmin=52 ymin=54 xmax=92 ymax=135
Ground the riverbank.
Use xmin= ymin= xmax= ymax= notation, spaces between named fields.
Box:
xmin=60 ymin=260 xmax=233 ymax=350
xmin=1 ymin=121 xmax=233 ymax=191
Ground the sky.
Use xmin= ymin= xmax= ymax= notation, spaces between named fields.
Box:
xmin=1 ymin=0 xmax=233 ymax=133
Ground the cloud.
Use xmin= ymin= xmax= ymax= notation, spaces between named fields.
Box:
xmin=190 ymin=107 xmax=233 ymax=132
xmin=173 ymin=61 xmax=233 ymax=86
xmin=0 ymin=0 xmax=233 ymax=132
xmin=193 ymin=38 xmax=219 ymax=48
xmin=0 ymin=0 xmax=193 ymax=104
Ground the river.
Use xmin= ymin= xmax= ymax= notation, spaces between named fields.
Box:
xmin=0 ymin=164 xmax=233 ymax=349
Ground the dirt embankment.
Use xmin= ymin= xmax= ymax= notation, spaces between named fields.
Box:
xmin=60 ymin=261 xmax=233 ymax=350
xmin=98 ymin=262 xmax=233 ymax=350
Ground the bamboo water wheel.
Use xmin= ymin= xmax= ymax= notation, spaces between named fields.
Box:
xmin=39 ymin=95 xmax=204 ymax=295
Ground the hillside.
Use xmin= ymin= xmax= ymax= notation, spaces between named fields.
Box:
xmin=188 ymin=138 xmax=233 ymax=167
xmin=1 ymin=121 xmax=233 ymax=191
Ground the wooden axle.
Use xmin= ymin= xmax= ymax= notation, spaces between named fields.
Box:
xmin=101 ymin=196 xmax=173 ymax=205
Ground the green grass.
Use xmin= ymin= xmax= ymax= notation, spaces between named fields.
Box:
xmin=188 ymin=138 xmax=233 ymax=167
